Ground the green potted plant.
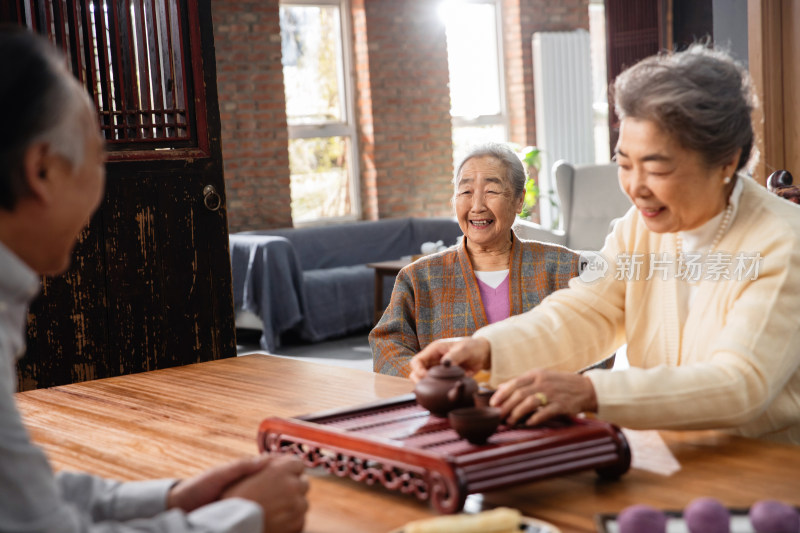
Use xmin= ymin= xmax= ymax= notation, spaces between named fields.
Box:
xmin=518 ymin=146 xmax=541 ymax=221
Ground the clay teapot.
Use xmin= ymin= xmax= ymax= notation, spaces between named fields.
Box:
xmin=414 ymin=360 xmax=477 ymax=417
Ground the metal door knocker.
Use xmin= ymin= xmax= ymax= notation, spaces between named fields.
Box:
xmin=203 ymin=185 xmax=222 ymax=211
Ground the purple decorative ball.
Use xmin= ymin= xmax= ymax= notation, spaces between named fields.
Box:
xmin=684 ymin=497 xmax=730 ymax=533
xmin=618 ymin=504 xmax=667 ymax=533
xmin=750 ymin=500 xmax=800 ymax=533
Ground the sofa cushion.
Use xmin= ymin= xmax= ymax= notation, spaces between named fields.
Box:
xmin=302 ymin=266 xmax=374 ymax=341
xmin=230 ymin=235 xmax=307 ymax=351
xmin=239 ymin=217 xmax=461 ymax=270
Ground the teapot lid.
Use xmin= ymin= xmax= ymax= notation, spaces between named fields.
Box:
xmin=428 ymin=359 xmax=465 ymax=379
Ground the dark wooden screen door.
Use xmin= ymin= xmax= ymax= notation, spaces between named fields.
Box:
xmin=4 ymin=0 xmax=236 ymax=390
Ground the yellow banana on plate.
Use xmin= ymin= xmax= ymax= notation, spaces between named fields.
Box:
xmin=403 ymin=507 xmax=522 ymax=533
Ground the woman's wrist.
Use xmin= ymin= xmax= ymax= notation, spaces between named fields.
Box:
xmin=470 ymin=336 xmax=492 ymax=370
xmin=582 ymin=375 xmax=598 ymax=413
xmin=480 ymin=337 xmax=492 ymax=370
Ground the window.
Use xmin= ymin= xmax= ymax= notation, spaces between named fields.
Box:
xmin=589 ymin=0 xmax=610 ymax=162
xmin=439 ymin=0 xmax=508 ymax=165
xmin=10 ymin=0 xmax=209 ymax=159
xmin=280 ymin=0 xmax=359 ymax=224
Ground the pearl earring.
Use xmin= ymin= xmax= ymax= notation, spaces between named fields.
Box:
xmin=723 ymin=176 xmax=732 ymax=185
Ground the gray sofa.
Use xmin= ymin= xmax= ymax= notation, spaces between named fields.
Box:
xmin=230 ymin=217 xmax=462 ymax=351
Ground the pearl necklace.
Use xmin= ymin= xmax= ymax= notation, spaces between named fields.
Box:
xmin=676 ymin=201 xmax=735 ymax=258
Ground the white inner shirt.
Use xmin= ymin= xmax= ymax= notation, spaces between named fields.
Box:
xmin=474 ymin=269 xmax=509 ymax=289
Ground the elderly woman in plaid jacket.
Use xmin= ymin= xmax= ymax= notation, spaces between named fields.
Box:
xmin=370 ymin=143 xmax=580 ymax=377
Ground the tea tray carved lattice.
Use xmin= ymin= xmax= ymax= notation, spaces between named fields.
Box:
xmin=257 ymin=394 xmax=631 ymax=513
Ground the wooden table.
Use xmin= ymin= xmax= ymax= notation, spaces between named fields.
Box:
xmin=367 ymin=258 xmax=411 ymax=323
xmin=16 ymin=354 xmax=800 ymax=533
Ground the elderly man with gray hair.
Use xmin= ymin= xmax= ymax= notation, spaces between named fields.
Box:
xmin=0 ymin=26 xmax=307 ymax=533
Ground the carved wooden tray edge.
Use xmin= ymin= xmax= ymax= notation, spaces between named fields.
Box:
xmin=256 ymin=394 xmax=631 ymax=513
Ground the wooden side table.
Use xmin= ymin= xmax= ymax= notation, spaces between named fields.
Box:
xmin=366 ymin=259 xmax=411 ymax=324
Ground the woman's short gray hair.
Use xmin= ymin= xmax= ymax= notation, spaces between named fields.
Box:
xmin=453 ymin=143 xmax=526 ymax=199
xmin=613 ymin=44 xmax=756 ymax=172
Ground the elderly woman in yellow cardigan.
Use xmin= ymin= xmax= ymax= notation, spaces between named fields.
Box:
xmin=411 ymin=46 xmax=800 ymax=445
xmin=371 ymin=143 xmax=580 ymax=377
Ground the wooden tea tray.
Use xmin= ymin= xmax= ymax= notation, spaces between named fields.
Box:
xmin=257 ymin=394 xmax=631 ymax=513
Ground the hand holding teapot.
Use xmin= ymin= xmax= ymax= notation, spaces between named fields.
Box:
xmin=413 ymin=359 xmax=478 ymax=417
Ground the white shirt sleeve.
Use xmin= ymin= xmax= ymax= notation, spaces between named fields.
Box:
xmin=1 ymin=369 xmax=262 ymax=533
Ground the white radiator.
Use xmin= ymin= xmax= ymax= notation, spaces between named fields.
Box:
xmin=532 ymin=30 xmax=595 ymax=229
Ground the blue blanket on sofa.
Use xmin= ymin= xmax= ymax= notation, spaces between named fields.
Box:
xmin=230 ymin=217 xmax=462 ymax=351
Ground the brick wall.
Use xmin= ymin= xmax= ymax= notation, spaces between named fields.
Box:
xmin=211 ymin=0 xmax=292 ymax=233
xmin=352 ymin=0 xmax=378 ymax=220
xmin=355 ymin=0 xmax=455 ymax=220
xmin=510 ymin=0 xmax=590 ymax=147
xmin=502 ymin=0 xmax=526 ymax=146
xmin=211 ymin=0 xmax=588 ymax=231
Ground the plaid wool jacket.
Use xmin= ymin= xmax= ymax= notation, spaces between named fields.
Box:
xmin=370 ymin=233 xmax=580 ymax=377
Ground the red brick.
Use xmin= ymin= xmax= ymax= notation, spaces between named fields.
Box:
xmin=212 ymin=0 xmax=291 ymax=231
xmin=213 ymin=0 xmax=587 ymax=230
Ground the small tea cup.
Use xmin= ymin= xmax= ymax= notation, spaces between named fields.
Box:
xmin=448 ymin=406 xmax=502 ymax=445
xmin=473 ymin=387 xmax=495 ymax=408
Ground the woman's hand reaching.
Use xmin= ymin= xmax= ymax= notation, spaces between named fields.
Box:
xmin=490 ymin=369 xmax=598 ymax=426
xmin=409 ymin=337 xmax=491 ymax=382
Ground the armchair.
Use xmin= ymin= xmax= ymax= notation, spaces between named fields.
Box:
xmin=513 ymin=160 xmax=632 ymax=251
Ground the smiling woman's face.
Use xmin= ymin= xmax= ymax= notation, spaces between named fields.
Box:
xmin=454 ymin=155 xmax=523 ymax=251
xmin=616 ymin=118 xmax=733 ymax=234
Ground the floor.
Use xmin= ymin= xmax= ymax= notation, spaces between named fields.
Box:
xmin=236 ymin=329 xmax=630 ymax=375
xmin=235 ymin=328 xmax=374 ymax=373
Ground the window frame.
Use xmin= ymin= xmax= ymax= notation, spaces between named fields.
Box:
xmin=280 ymin=0 xmax=361 ymax=225
xmin=12 ymin=0 xmax=213 ymax=162
xmin=447 ymin=0 xmax=509 ymax=144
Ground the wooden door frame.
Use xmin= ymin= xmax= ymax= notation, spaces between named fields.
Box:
xmin=11 ymin=0 xmax=236 ymax=390
xmin=747 ymin=0 xmax=793 ymax=185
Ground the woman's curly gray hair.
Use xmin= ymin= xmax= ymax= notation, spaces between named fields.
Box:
xmin=612 ymin=44 xmax=757 ymax=172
